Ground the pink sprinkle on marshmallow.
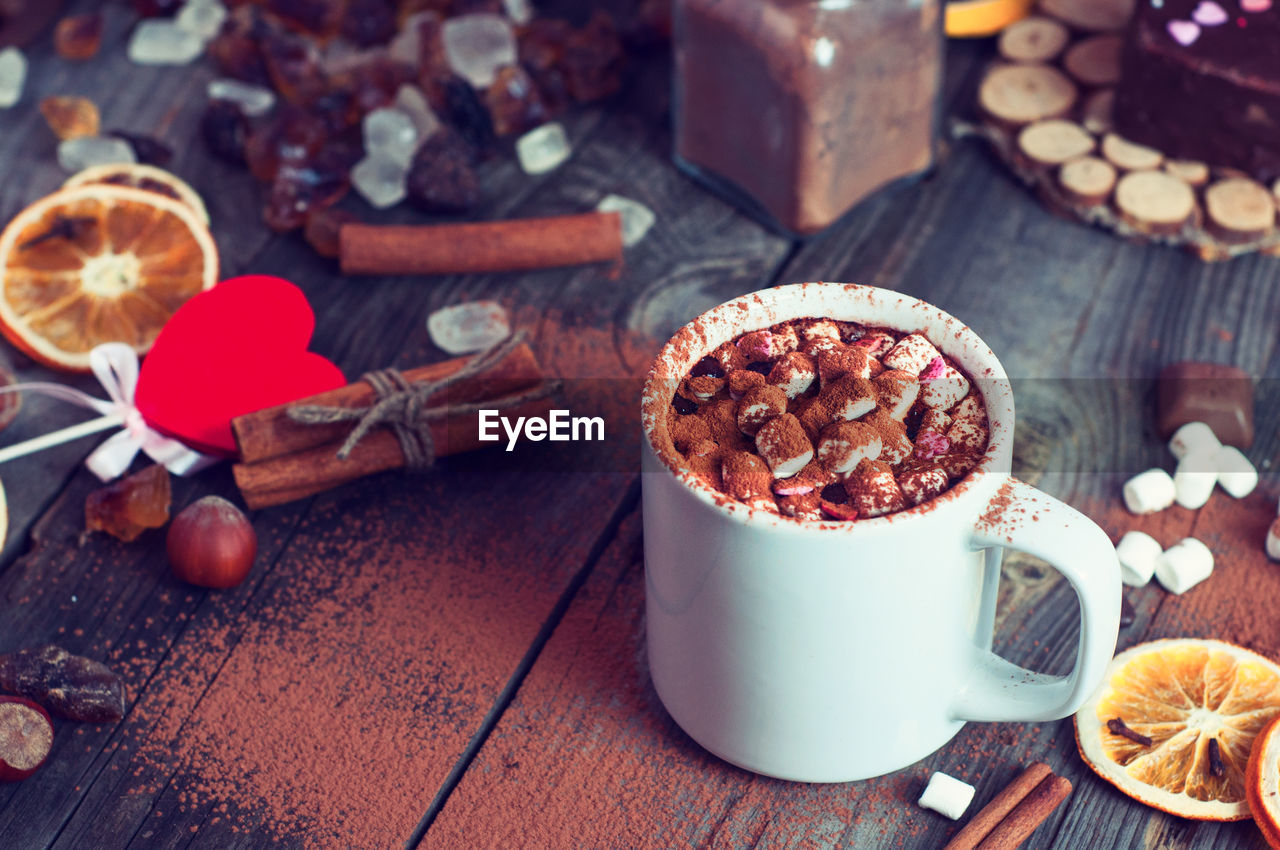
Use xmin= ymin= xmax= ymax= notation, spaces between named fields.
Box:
xmin=919 ymin=356 xmax=948 ymax=382
xmin=915 ymin=430 xmax=950 ymax=460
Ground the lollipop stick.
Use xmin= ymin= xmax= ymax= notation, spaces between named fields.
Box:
xmin=0 ymin=413 xmax=126 ymax=465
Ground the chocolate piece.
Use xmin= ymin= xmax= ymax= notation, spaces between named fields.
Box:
xmin=1114 ymin=0 xmax=1280 ymax=182
xmin=1156 ymin=361 xmax=1254 ymax=449
xmin=0 ymin=645 xmax=126 ymax=722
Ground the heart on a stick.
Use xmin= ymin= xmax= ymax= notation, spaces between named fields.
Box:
xmin=135 ymin=275 xmax=345 ymax=455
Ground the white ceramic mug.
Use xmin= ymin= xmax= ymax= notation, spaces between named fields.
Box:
xmin=640 ymin=282 xmax=1121 ymax=782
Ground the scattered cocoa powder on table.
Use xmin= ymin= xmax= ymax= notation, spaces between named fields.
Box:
xmin=98 ymin=316 xmax=661 ymax=848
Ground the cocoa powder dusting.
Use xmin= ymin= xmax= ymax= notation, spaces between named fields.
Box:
xmin=661 ymin=317 xmax=990 ymax=523
xmin=101 ymin=314 xmax=661 ymax=847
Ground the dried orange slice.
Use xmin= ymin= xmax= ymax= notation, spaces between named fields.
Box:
xmin=63 ymin=163 xmax=210 ymax=227
xmin=0 ymin=185 xmax=218 ymax=372
xmin=946 ymin=0 xmax=1034 ymax=37
xmin=1076 ymin=639 xmax=1280 ymax=821
xmin=1247 ymin=716 xmax=1280 ymax=847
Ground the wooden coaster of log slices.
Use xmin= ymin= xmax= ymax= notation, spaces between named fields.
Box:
xmin=963 ymin=0 xmax=1280 ymax=261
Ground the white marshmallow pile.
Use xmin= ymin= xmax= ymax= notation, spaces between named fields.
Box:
xmin=1115 ymin=530 xmax=1215 ymax=594
xmin=917 ymin=771 xmax=975 ymax=820
xmin=1122 ymin=422 xmax=1257 ymax=516
xmin=1112 ymin=421 xmax=1263 ymax=594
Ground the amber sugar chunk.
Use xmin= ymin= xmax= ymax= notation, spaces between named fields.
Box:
xmin=55 ymin=13 xmax=103 ymax=61
xmin=39 ymin=96 xmax=100 ymax=140
xmin=84 ymin=464 xmax=172 ymax=542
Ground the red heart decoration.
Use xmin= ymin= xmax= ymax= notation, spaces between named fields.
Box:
xmin=135 ymin=275 xmax=346 ymax=456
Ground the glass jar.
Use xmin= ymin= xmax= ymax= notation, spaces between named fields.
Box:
xmin=673 ymin=0 xmax=944 ymax=236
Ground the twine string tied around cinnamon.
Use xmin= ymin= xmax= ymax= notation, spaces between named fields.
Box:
xmin=286 ymin=332 xmax=559 ymax=469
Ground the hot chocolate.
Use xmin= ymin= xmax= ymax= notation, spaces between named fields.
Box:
xmin=663 ymin=317 xmax=989 ymax=521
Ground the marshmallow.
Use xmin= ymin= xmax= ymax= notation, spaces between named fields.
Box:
xmin=802 ymin=320 xmax=841 ymax=345
xmin=771 ymin=324 xmax=799 ymax=356
xmin=920 ymin=360 xmax=970 ymax=410
xmin=755 ymin=414 xmax=814 ymax=478
xmin=1173 ymin=452 xmax=1217 ymax=510
xmin=854 ymin=330 xmax=896 ymax=356
xmin=951 ymin=394 xmax=985 ymax=424
xmin=683 ymin=375 xmax=723 ymax=401
xmin=1115 ymin=530 xmax=1162 ymax=586
xmin=873 ymin=370 xmax=920 ymax=420
xmin=720 ymin=451 xmax=772 ymax=500
xmin=736 ymin=385 xmax=787 ymax=436
xmin=817 ymin=348 xmax=873 ymax=386
xmin=727 ymin=369 xmax=766 ymax=400
xmin=938 ymin=451 xmax=978 ymax=480
xmin=845 ymin=458 xmax=906 ymax=518
xmin=868 ymin=411 xmax=914 ymax=464
xmin=797 ymin=399 xmax=835 ymax=441
xmin=918 ymin=771 xmax=976 ymax=820
xmin=779 ymin=491 xmax=822 ymax=520
xmin=1122 ymin=469 xmax=1175 ymax=515
xmin=1154 ymin=537 xmax=1213 ymax=594
xmin=900 ymin=465 xmax=948 ymax=506
xmin=800 ymin=321 xmax=842 ymax=356
xmin=768 ymin=352 xmax=817 ymax=399
xmin=883 ymin=333 xmax=942 ymax=376
xmin=1169 ymin=421 xmax=1221 ymax=461
xmin=913 ymin=430 xmax=950 ymax=461
xmin=1267 ymin=518 xmax=1280 ymax=561
xmin=921 ymin=409 xmax=952 ymax=434
xmin=736 ymin=330 xmax=775 ymax=362
xmin=820 ymin=375 xmax=878 ymax=422
xmin=1214 ymin=446 xmax=1257 ymax=498
xmin=816 ymin=422 xmax=882 ymax=476
xmin=946 ymin=417 xmax=988 ymax=454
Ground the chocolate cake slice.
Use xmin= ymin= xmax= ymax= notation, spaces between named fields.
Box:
xmin=1113 ymin=0 xmax=1280 ymax=180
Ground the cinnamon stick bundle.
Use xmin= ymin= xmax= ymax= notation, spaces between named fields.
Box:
xmin=231 ymin=342 xmax=554 ymax=509
xmin=943 ymin=763 xmax=1072 ymax=850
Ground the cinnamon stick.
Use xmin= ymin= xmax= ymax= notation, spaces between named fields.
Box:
xmin=974 ymin=774 xmax=1072 ymax=850
xmin=340 ymin=212 xmax=623 ymax=276
xmin=232 ymin=394 xmax=554 ymax=509
xmin=232 ymin=342 xmax=543 ymax=463
xmin=943 ymin=763 xmax=1053 ymax=850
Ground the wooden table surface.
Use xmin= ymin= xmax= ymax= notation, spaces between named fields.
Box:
xmin=2 ymin=3 xmax=1279 ymax=849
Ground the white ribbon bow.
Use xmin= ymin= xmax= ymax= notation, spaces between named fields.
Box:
xmin=0 ymin=343 xmax=217 ymax=481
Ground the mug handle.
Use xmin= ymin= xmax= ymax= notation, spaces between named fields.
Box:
xmin=951 ymin=477 xmax=1121 ymax=723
